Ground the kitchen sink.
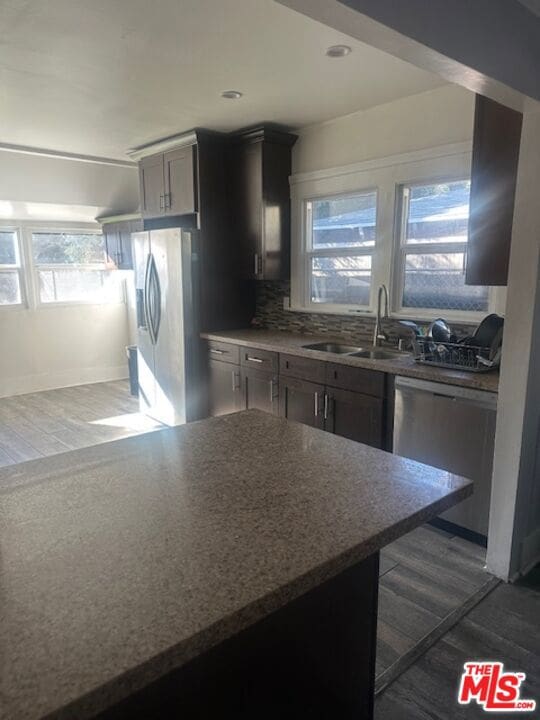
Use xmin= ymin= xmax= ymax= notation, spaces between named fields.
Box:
xmin=350 ymin=349 xmax=404 ymax=360
xmin=302 ymin=342 xmax=364 ymax=354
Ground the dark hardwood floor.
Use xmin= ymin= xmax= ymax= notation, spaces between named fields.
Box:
xmin=0 ymin=381 xmax=161 ymax=466
xmin=377 ymin=525 xmax=490 ymax=677
xmin=375 ymin=567 xmax=540 ymax=718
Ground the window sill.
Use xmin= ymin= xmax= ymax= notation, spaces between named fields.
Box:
xmin=390 ymin=310 xmax=487 ymax=326
xmin=287 ymin=304 xmax=486 ymax=326
xmin=289 ymin=304 xmax=375 ymax=317
xmin=36 ymin=300 xmax=125 ymax=308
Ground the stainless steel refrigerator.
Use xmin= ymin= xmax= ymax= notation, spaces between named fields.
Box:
xmin=133 ymin=228 xmax=201 ymax=426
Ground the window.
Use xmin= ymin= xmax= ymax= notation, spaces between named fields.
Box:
xmin=305 ymin=190 xmax=377 ymax=309
xmin=0 ymin=230 xmax=24 ymax=306
xmin=31 ymin=231 xmax=120 ymax=304
xmin=395 ymin=180 xmax=489 ymax=314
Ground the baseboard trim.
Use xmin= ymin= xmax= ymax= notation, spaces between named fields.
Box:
xmin=428 ymin=517 xmax=488 ymax=547
xmin=0 ymin=366 xmax=129 ymax=399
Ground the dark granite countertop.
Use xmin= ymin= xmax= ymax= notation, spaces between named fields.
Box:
xmin=201 ymin=328 xmax=500 ymax=393
xmin=1 ymin=411 xmax=471 ymax=719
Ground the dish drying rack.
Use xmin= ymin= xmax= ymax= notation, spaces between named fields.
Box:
xmin=412 ymin=338 xmax=499 ymax=373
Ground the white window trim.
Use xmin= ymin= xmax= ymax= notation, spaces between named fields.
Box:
xmin=290 ymin=142 xmax=506 ymax=324
xmin=0 ymin=225 xmax=27 ymax=309
xmin=302 ymin=187 xmax=378 ymax=314
xmin=0 ymin=220 xmax=124 ymax=310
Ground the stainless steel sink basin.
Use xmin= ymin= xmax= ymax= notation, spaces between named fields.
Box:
xmin=350 ymin=349 xmax=404 ymax=360
xmin=302 ymin=342 xmax=363 ymax=354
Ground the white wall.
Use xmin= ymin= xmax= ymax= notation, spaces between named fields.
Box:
xmin=487 ymin=109 xmax=540 ymax=579
xmin=292 ymin=84 xmax=474 ymax=173
xmin=0 ymin=148 xmax=139 ymax=397
xmin=0 ymin=148 xmax=139 ymax=215
xmin=0 ymin=302 xmax=130 ymax=398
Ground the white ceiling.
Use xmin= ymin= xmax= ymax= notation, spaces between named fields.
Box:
xmin=0 ymin=0 xmax=444 ymax=160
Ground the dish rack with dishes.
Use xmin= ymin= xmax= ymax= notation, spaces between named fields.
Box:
xmin=411 ymin=338 xmax=499 ymax=373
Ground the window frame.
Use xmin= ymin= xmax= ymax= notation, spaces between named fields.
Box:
xmin=391 ymin=176 xmax=490 ymax=323
xmin=28 ymin=226 xmax=121 ymax=308
xmin=290 ymin=143 xmax=505 ymax=323
xmin=0 ymin=226 xmax=26 ymax=309
xmin=302 ymin=187 xmax=379 ymax=314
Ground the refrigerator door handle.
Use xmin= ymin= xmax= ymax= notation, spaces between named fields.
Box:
xmin=144 ymin=254 xmax=156 ymax=345
xmin=149 ymin=255 xmax=162 ymax=343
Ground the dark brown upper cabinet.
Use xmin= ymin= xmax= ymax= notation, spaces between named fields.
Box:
xmin=138 ymin=145 xmax=197 ymax=218
xmin=100 ymin=216 xmax=143 ymax=270
xmin=131 ymin=131 xmax=253 ymax=331
xmin=230 ymin=126 xmax=297 ymax=281
xmin=466 ymin=95 xmax=523 ymax=286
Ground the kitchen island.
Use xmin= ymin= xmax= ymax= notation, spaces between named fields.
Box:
xmin=1 ymin=410 xmax=472 ymax=719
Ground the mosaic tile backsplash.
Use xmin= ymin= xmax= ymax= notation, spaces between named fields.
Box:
xmin=252 ymin=281 xmax=477 ymax=347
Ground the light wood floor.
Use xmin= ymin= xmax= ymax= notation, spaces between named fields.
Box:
xmin=0 ymin=380 xmax=161 ymax=467
xmin=1 ymin=383 xmax=501 ymax=709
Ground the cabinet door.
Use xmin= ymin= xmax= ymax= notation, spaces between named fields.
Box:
xmin=327 ymin=388 xmax=384 ymax=449
xmin=279 ymin=376 xmax=324 ymax=430
xmin=164 ymin=146 xmax=197 ymax=216
xmin=233 ymin=142 xmax=263 ymax=278
xmin=103 ymin=223 xmax=121 ymax=266
xmin=242 ymin=367 xmax=278 ymax=416
xmin=466 ymin=95 xmax=523 ymax=286
xmin=207 ymin=359 xmax=242 ymax=417
xmin=139 ymin=153 xmax=165 ymax=218
xmin=116 ymin=226 xmax=133 ymax=270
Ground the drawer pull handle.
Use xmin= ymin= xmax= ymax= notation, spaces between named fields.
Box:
xmin=314 ymin=392 xmax=319 ymax=417
xmin=246 ymin=356 xmax=264 ymax=363
xmin=324 ymin=392 xmax=329 ymax=420
xmin=210 ymin=349 xmax=225 ymax=355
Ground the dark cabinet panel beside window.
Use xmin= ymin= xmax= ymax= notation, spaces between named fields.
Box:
xmin=466 ymin=94 xmax=523 ymax=286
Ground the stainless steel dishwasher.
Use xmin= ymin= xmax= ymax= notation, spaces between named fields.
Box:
xmin=393 ymin=376 xmax=497 ymax=541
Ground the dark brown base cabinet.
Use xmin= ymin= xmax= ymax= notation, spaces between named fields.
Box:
xmin=205 ymin=342 xmax=279 ymax=418
xmin=207 ymin=358 xmax=243 ymax=417
xmin=326 ymin=388 xmax=384 ymax=449
xmin=242 ymin=367 xmax=279 ymax=416
xmin=279 ymin=377 xmax=325 ymax=430
xmin=205 ymin=342 xmax=388 ymax=450
xmin=278 ymin=378 xmax=384 ymax=448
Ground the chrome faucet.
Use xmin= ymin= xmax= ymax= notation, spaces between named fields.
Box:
xmin=373 ymin=284 xmax=389 ymax=347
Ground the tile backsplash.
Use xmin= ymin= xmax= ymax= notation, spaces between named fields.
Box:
xmin=252 ymin=280 xmax=477 ymax=346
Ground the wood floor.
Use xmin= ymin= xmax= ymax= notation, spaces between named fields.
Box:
xmin=377 ymin=524 xmax=490 ymax=677
xmin=0 ymin=380 xmax=161 ymax=467
xmin=3 ymin=383 xmax=533 ymax=718
xmin=375 ymin=567 xmax=540 ymax=718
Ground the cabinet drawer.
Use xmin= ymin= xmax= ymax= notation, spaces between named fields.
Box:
xmin=206 ymin=340 xmax=240 ymax=365
xmin=325 ymin=363 xmax=385 ymax=398
xmin=280 ymin=354 xmax=326 ymax=384
xmin=240 ymin=346 xmax=278 ymax=373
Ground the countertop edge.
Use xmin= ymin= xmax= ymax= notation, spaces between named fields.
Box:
xmin=50 ymin=475 xmax=472 ymax=720
xmin=201 ymin=330 xmax=499 ymax=393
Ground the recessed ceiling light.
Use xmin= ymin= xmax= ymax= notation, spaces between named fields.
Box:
xmin=326 ymin=45 xmax=352 ymax=58
xmin=221 ymin=90 xmax=243 ymax=99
